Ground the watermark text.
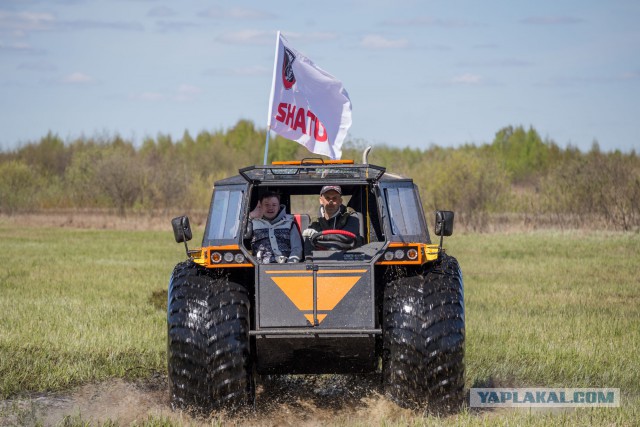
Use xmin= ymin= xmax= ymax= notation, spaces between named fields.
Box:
xmin=470 ymin=388 xmax=620 ymax=407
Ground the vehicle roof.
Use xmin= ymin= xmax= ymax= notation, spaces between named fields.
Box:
xmin=213 ymin=161 xmax=411 ymax=187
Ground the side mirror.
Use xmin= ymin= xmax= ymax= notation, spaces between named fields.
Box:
xmin=435 ymin=210 xmax=454 ymax=237
xmin=171 ymin=215 xmax=192 ymax=243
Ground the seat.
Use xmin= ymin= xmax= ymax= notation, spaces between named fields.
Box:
xmin=293 ymin=214 xmax=310 ymax=235
xmin=351 ymin=211 xmax=364 ymax=246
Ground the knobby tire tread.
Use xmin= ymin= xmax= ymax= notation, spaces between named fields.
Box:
xmin=382 ymin=254 xmax=465 ymax=411
xmin=167 ymin=261 xmax=251 ymax=412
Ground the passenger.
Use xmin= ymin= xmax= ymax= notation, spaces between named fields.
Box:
xmin=247 ymin=192 xmax=302 ymax=263
xmin=302 ymin=186 xmax=363 ymax=247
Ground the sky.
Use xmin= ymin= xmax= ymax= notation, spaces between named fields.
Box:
xmin=1 ymin=0 xmax=639 ymax=153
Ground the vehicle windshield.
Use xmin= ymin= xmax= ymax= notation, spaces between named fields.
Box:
xmin=206 ymin=188 xmax=243 ymax=241
xmin=385 ymin=186 xmax=423 ymax=236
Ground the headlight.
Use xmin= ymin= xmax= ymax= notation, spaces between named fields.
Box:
xmin=407 ymin=248 xmax=418 ymax=260
xmin=234 ymin=253 xmax=246 ymax=263
xmin=223 ymin=252 xmax=234 ymax=263
xmin=384 ymin=251 xmax=394 ymax=261
xmin=394 ymin=249 xmax=405 ymax=259
xmin=211 ymin=252 xmax=222 ymax=263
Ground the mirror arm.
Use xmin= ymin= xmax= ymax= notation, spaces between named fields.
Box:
xmin=181 ymin=226 xmax=190 ymax=257
xmin=436 ymin=214 xmax=445 ymax=253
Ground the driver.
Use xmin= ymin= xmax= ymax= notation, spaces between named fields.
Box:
xmin=302 ymin=186 xmax=363 ymax=248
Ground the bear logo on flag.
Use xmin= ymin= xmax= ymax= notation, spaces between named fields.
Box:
xmin=282 ymin=47 xmax=296 ymax=89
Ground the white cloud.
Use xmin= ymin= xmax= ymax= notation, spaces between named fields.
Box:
xmin=215 ymin=30 xmax=337 ymax=46
xmin=199 ymin=7 xmax=274 ymax=20
xmin=521 ymin=16 xmax=583 ymax=25
xmin=62 ymin=72 xmax=93 ymax=84
xmin=154 ymin=20 xmax=195 ymax=33
xmin=0 ymin=11 xmax=55 ymax=33
xmin=227 ymin=7 xmax=275 ymax=20
xmin=284 ymin=32 xmax=337 ymax=43
xmin=360 ymin=35 xmax=408 ymax=50
xmin=451 ymin=73 xmax=483 ymax=85
xmin=456 ymin=58 xmax=532 ymax=68
xmin=0 ymin=11 xmax=142 ymax=34
xmin=198 ymin=6 xmax=222 ymax=19
xmin=174 ymin=84 xmax=202 ymax=102
xmin=17 ymin=60 xmax=57 ymax=72
xmin=235 ymin=65 xmax=270 ymax=76
xmin=131 ymin=92 xmax=166 ymax=102
xmin=59 ymin=19 xmax=143 ymax=31
xmin=216 ymin=30 xmax=272 ymax=45
xmin=204 ymin=65 xmax=270 ymax=77
xmin=131 ymin=85 xmax=202 ymax=103
xmin=147 ymin=6 xmax=177 ymax=18
xmin=0 ymin=41 xmax=42 ymax=53
xmin=621 ymin=71 xmax=640 ymax=81
xmin=383 ymin=16 xmax=479 ymax=28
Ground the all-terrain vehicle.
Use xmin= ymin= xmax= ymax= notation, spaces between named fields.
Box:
xmin=168 ymin=156 xmax=464 ymax=411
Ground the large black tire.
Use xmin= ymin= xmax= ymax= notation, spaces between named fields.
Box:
xmin=167 ymin=261 xmax=252 ymax=411
xmin=382 ymin=253 xmax=465 ymax=411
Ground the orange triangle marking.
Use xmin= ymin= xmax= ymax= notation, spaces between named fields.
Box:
xmin=272 ymin=275 xmax=362 ymax=314
xmin=317 ymin=276 xmax=360 ymax=310
xmin=271 ymin=276 xmax=313 ymax=310
xmin=303 ymin=313 xmax=328 ymax=324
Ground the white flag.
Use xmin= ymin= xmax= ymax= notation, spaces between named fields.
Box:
xmin=267 ymin=32 xmax=352 ymax=160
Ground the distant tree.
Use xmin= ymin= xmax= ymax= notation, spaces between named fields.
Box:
xmin=15 ymin=132 xmax=70 ymax=177
xmin=0 ymin=160 xmax=44 ymax=214
xmin=269 ymin=134 xmax=304 ymax=162
xmin=65 ymin=145 xmax=105 ymax=208
xmin=423 ymin=149 xmax=510 ymax=230
xmin=143 ymin=155 xmax=189 ymax=212
xmin=225 ymin=119 xmax=263 ymax=151
xmin=540 ymin=150 xmax=640 ymax=230
xmin=2 ymin=119 xmax=639 ymax=230
xmin=94 ymin=146 xmax=144 ymax=216
xmin=492 ymin=125 xmax=550 ymax=183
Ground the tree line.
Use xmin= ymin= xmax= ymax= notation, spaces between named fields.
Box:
xmin=1 ymin=120 xmax=638 ymax=231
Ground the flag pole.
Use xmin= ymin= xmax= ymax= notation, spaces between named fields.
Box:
xmin=263 ymin=129 xmax=271 ymax=165
xmin=264 ymin=30 xmax=280 ymax=165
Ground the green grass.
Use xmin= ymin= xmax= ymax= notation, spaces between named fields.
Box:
xmin=0 ymin=224 xmax=638 ymax=425
xmin=0 ymin=225 xmax=186 ymax=398
xmin=446 ymin=231 xmax=640 ymax=394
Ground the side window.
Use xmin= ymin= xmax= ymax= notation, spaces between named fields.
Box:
xmin=384 ymin=186 xmax=422 ymax=236
xmin=207 ymin=189 xmax=243 ymax=240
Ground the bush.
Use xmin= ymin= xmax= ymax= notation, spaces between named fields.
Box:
xmin=0 ymin=160 xmax=44 ymax=214
xmin=2 ymin=122 xmax=639 ymax=231
xmin=540 ymin=151 xmax=640 ymax=230
xmin=420 ymin=150 xmax=510 ymax=231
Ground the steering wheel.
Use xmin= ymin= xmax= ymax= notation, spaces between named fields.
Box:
xmin=310 ymin=229 xmax=357 ymax=250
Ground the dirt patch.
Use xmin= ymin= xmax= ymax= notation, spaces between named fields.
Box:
xmin=0 ymin=375 xmax=171 ymax=426
xmin=148 ymin=289 xmax=168 ymax=311
xmin=0 ymin=374 xmax=422 ymax=426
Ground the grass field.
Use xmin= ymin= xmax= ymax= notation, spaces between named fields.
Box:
xmin=0 ymin=222 xmax=638 ymax=425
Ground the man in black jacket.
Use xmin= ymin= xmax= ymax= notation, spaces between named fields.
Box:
xmin=302 ymin=185 xmax=363 ymax=248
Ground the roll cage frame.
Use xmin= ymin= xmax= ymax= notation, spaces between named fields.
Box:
xmin=201 ymin=162 xmax=432 ymax=254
